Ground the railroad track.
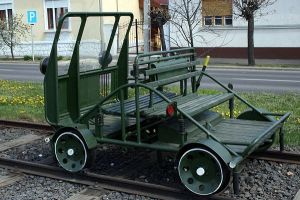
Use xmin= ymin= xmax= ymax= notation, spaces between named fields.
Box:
xmin=2 ymin=120 xmax=300 ymax=165
xmin=0 ymin=119 xmax=53 ymax=132
xmin=250 ymin=150 xmax=300 ymax=165
xmin=0 ymin=157 xmax=229 ymax=200
xmin=1 ymin=120 xmax=300 ymax=199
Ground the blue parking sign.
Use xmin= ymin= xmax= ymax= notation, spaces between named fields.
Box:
xmin=27 ymin=11 xmax=37 ymax=24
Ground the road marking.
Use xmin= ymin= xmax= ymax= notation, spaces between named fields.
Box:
xmin=232 ymin=78 xmax=300 ymax=83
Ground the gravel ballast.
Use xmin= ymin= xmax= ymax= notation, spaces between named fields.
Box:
xmin=222 ymin=158 xmax=300 ymax=200
xmin=0 ymin=171 xmax=84 ymax=200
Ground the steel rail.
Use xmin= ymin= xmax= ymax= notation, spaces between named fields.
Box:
xmin=250 ymin=150 xmax=300 ymax=165
xmin=0 ymin=119 xmax=53 ymax=132
xmin=0 ymin=157 xmax=230 ymax=200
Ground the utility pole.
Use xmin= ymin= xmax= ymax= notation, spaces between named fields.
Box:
xmin=99 ymin=0 xmax=105 ymax=51
xmin=116 ymin=0 xmax=119 ymax=51
xmin=143 ymin=0 xmax=150 ymax=53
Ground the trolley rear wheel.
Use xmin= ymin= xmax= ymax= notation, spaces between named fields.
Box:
xmin=178 ymin=147 xmax=230 ymax=196
xmin=54 ymin=131 xmax=90 ymax=172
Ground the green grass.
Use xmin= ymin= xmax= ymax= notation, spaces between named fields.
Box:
xmin=0 ymin=80 xmax=299 ymax=145
xmin=0 ymin=80 xmax=44 ymax=122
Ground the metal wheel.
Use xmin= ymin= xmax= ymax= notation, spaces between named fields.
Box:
xmin=54 ymin=132 xmax=88 ymax=172
xmin=178 ymin=148 xmax=227 ymax=196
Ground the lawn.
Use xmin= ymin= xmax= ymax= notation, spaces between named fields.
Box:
xmin=0 ymin=80 xmax=299 ymax=145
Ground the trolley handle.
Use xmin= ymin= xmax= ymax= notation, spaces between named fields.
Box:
xmin=195 ymin=55 xmax=210 ymax=90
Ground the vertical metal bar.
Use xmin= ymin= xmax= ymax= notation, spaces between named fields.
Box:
xmin=95 ymin=108 xmax=103 ymax=139
xmin=149 ymin=90 xmax=153 ymax=108
xmin=180 ymin=80 xmax=183 ymax=95
xmin=233 ymin=167 xmax=240 ymax=195
xmin=279 ymin=127 xmax=284 ymax=152
xmin=191 ymin=49 xmax=196 ymax=93
xmin=228 ymin=83 xmax=234 ymax=119
xmin=120 ymin=89 xmax=126 ymax=141
xmin=135 ymin=19 xmax=139 ymax=55
xmin=135 ymin=86 xmax=141 ymax=143
xmin=179 ymin=115 xmax=186 ymax=146
xmin=184 ymin=79 xmax=187 ymax=96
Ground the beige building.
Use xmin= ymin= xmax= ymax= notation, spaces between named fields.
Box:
xmin=0 ymin=0 xmax=142 ymax=57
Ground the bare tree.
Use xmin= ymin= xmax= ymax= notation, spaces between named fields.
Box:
xmin=233 ymin=0 xmax=276 ymax=66
xmin=169 ymin=0 xmax=215 ymax=48
xmin=149 ymin=7 xmax=171 ymax=51
xmin=0 ymin=14 xmax=30 ymax=59
xmin=169 ymin=0 xmax=202 ymax=47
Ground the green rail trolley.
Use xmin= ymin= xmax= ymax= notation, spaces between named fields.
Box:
xmin=41 ymin=12 xmax=290 ymax=196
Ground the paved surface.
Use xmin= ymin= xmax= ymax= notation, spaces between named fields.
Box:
xmin=0 ymin=63 xmax=42 ymax=82
xmin=203 ymin=67 xmax=300 ymax=93
xmin=0 ymin=62 xmax=300 ymax=93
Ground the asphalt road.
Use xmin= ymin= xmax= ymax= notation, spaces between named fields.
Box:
xmin=0 ymin=63 xmax=299 ymax=93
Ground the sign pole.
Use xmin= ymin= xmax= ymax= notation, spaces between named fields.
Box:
xmin=27 ymin=10 xmax=37 ymax=61
xmin=31 ymin=24 xmax=34 ymax=62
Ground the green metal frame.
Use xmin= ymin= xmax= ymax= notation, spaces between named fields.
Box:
xmin=76 ymin=47 xmax=290 ymax=161
xmin=43 ymin=13 xmax=291 ymax=186
xmin=43 ymin=12 xmax=133 ymax=126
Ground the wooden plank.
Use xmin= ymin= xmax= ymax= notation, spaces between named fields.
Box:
xmin=211 ymin=119 xmax=276 ymax=144
xmin=293 ymin=189 xmax=300 ymax=200
xmin=145 ymin=59 xmax=195 ymax=76
xmin=146 ymin=70 xmax=204 ymax=87
xmin=142 ymin=93 xmax=234 ymax=117
xmin=0 ymin=172 xmax=24 ymax=187
xmin=0 ymin=134 xmax=43 ymax=152
xmin=103 ymin=92 xmax=176 ymax=115
xmin=226 ymin=145 xmax=247 ymax=154
xmin=67 ymin=188 xmax=106 ymax=200
xmin=187 ymin=118 xmax=277 ymax=149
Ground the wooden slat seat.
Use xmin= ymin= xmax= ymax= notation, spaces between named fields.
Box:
xmin=146 ymin=70 xmax=203 ymax=87
xmin=141 ymin=93 xmax=234 ymax=117
xmin=102 ymin=92 xmax=176 ymax=116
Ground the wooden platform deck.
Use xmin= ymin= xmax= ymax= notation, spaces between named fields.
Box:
xmin=188 ymin=118 xmax=277 ymax=153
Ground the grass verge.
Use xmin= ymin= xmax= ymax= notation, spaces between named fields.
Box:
xmin=0 ymin=80 xmax=299 ymax=145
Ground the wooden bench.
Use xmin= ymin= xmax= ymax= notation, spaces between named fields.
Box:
xmin=104 ymin=54 xmax=234 ymax=119
xmin=139 ymin=57 xmax=234 ymax=118
xmin=140 ymin=93 xmax=234 ymax=117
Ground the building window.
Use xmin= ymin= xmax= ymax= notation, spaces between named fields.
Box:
xmin=204 ymin=16 xmax=212 ymax=26
xmin=202 ymin=0 xmax=233 ymax=27
xmin=225 ymin=15 xmax=232 ymax=26
xmin=214 ymin=16 xmax=222 ymax=26
xmin=0 ymin=3 xmax=12 ymax=24
xmin=45 ymin=0 xmax=69 ymax=30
